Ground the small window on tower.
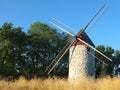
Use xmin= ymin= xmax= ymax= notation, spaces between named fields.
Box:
xmin=87 ymin=47 xmax=90 ymax=52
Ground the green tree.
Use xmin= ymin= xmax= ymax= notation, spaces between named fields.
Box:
xmin=0 ymin=23 xmax=27 ymax=78
xmin=27 ymin=22 xmax=70 ymax=77
xmin=113 ymin=50 xmax=120 ymax=65
xmin=95 ymin=45 xmax=114 ymax=78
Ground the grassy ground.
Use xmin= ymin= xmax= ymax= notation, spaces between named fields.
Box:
xmin=0 ymin=76 xmax=120 ymax=90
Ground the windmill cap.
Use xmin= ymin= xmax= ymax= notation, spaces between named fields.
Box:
xmin=71 ymin=32 xmax=95 ymax=47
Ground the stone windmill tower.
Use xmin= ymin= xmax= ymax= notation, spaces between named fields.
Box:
xmin=45 ymin=5 xmax=112 ymax=79
xmin=69 ymin=31 xmax=95 ymax=79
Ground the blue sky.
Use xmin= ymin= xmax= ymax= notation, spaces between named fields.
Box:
xmin=0 ymin=0 xmax=120 ymax=50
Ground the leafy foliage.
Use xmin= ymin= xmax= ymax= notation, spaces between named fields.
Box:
xmin=95 ymin=45 xmax=120 ymax=78
xmin=0 ymin=23 xmax=27 ymax=78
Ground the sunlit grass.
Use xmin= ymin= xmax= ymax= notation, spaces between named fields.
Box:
xmin=0 ymin=76 xmax=120 ymax=90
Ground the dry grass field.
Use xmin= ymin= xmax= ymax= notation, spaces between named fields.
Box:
xmin=0 ymin=76 xmax=120 ymax=90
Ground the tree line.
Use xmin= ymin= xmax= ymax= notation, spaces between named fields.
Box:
xmin=0 ymin=22 xmax=120 ymax=79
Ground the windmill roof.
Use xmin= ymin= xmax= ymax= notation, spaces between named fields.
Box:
xmin=71 ymin=31 xmax=95 ymax=47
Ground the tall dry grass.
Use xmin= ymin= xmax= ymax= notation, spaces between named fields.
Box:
xmin=0 ymin=76 xmax=120 ymax=90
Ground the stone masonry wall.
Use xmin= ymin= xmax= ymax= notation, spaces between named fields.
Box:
xmin=69 ymin=45 xmax=95 ymax=80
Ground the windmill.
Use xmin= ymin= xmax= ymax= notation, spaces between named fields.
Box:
xmin=45 ymin=5 xmax=112 ymax=79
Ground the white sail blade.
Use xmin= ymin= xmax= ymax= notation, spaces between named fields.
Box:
xmin=51 ymin=17 xmax=74 ymax=31
xmin=77 ymin=38 xmax=112 ymax=61
xmin=87 ymin=51 xmax=108 ymax=66
xmin=50 ymin=21 xmax=74 ymax=37
xmin=83 ymin=4 xmax=106 ymax=31
xmin=50 ymin=20 xmax=112 ymax=62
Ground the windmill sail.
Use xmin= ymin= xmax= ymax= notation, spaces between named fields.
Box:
xmin=51 ymin=17 xmax=74 ymax=31
xmin=82 ymin=4 xmax=106 ymax=32
xmin=50 ymin=21 xmax=74 ymax=36
xmin=87 ymin=50 xmax=108 ymax=66
xmin=45 ymin=40 xmax=74 ymax=75
xmin=50 ymin=21 xmax=112 ymax=62
xmin=46 ymin=5 xmax=112 ymax=75
xmin=77 ymin=38 xmax=112 ymax=61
